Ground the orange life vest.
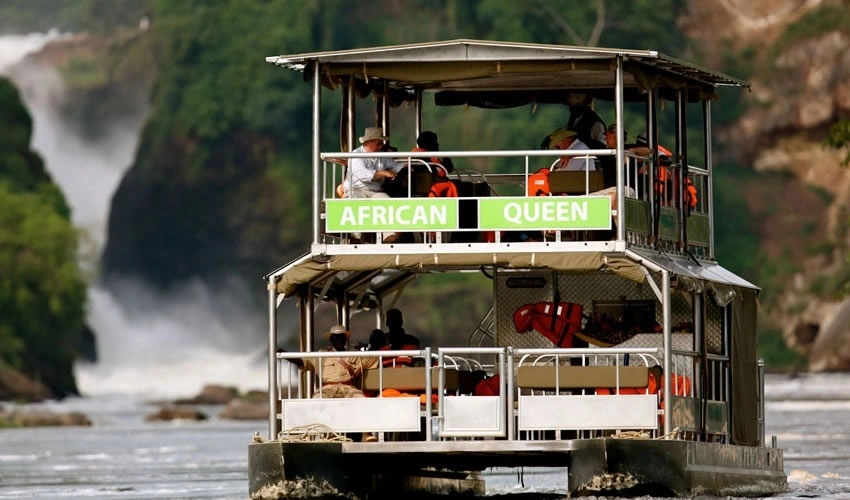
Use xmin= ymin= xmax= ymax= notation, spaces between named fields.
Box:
xmin=527 ymin=168 xmax=551 ymax=196
xmin=379 ymin=343 xmax=419 ymax=367
xmin=513 ymin=302 xmax=583 ymax=348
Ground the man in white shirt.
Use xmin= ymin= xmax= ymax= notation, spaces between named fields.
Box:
xmin=545 ymin=128 xmax=597 ymax=171
xmin=344 ymin=127 xmax=399 ymax=198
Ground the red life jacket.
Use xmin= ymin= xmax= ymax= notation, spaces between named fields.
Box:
xmin=429 ymin=179 xmax=458 ymax=198
xmin=473 ymin=374 xmax=501 ymax=396
xmin=379 ymin=343 xmax=419 ymax=367
xmin=513 ymin=302 xmax=583 ymax=348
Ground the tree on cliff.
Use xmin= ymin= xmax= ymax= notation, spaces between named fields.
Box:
xmin=827 ymin=120 xmax=850 ymax=166
xmin=0 ymin=78 xmax=87 ymax=399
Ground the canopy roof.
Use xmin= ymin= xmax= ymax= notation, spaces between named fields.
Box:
xmin=266 ymin=250 xmax=757 ymax=303
xmin=266 ymin=39 xmax=748 ymax=104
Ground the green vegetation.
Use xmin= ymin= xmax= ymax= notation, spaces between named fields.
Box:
xmin=0 ymin=79 xmax=87 ymax=398
xmin=808 ymin=264 xmax=850 ymax=300
xmin=769 ymin=4 xmax=850 ymax=64
xmin=711 ymin=163 xmax=761 ymax=282
xmin=826 ymin=119 xmax=850 ymax=166
xmin=0 ymin=0 xmax=152 ymax=34
xmin=757 ymin=326 xmax=807 ymax=370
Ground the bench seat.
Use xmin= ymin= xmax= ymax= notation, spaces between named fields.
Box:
xmin=516 ymin=365 xmax=648 ymax=391
xmin=362 ymin=367 xmax=459 ymax=392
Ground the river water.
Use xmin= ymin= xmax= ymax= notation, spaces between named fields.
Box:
xmin=1 ymin=373 xmax=849 ymax=500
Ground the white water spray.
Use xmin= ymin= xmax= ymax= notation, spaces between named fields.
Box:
xmin=1 ymin=32 xmax=270 ymax=399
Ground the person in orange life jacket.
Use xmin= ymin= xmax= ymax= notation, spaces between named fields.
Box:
xmin=285 ymin=324 xmax=379 ymax=399
xmin=633 ymin=132 xmax=698 ymax=210
xmin=380 ymin=308 xmax=421 ymax=367
xmin=413 ymin=131 xmax=458 ymax=199
xmin=414 ymin=131 xmax=455 ymax=177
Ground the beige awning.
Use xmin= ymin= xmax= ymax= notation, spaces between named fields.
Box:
xmin=268 ymin=251 xmax=643 ymax=298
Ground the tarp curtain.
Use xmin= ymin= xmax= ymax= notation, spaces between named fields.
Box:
xmin=731 ymin=286 xmax=759 ymax=446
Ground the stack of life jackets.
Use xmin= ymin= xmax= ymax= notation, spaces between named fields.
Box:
xmin=513 ymin=302 xmax=584 ymax=348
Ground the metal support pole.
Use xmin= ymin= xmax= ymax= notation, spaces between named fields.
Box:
xmin=647 ymin=89 xmax=658 ymax=243
xmin=304 ymin=292 xmax=314 ymax=399
xmin=312 ymin=63 xmax=322 ymax=244
xmin=662 ymin=270 xmax=672 ymax=437
xmin=675 ymin=90 xmax=688 ymax=246
xmin=341 ymin=295 xmax=350 ymax=330
xmin=382 ymin=81 xmax=390 ymax=140
xmin=425 ymin=347 xmax=433 ymax=441
xmin=347 ymin=80 xmax=356 ymax=153
xmin=415 ymin=88 xmax=423 ymax=138
xmin=694 ymin=292 xmax=704 ymax=440
xmin=704 ymin=99 xmax=715 ymax=259
xmin=267 ymin=277 xmax=279 ymax=440
xmin=507 ymin=346 xmax=515 ymax=441
xmin=615 ymin=56 xmax=626 ymax=242
xmin=758 ymin=358 xmax=766 ymax=447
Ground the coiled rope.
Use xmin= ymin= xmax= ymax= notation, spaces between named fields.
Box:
xmin=612 ymin=426 xmax=680 ymax=440
xmin=277 ymin=423 xmax=352 ymax=442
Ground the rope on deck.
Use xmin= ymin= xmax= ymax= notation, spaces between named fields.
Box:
xmin=277 ymin=423 xmax=353 ymax=442
xmin=612 ymin=426 xmax=680 ymax=440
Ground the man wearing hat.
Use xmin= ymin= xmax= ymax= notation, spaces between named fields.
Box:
xmin=343 ymin=127 xmax=400 ymax=198
xmin=288 ymin=324 xmax=379 ymax=399
xmin=543 ymin=128 xmax=597 ymax=171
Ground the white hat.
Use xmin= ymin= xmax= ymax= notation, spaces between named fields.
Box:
xmin=325 ymin=324 xmax=351 ymax=338
xmin=359 ymin=127 xmax=389 ymax=144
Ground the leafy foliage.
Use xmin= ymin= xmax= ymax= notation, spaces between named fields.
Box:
xmin=826 ymin=120 xmax=850 ymax=166
xmin=0 ymin=0 xmax=152 ymax=34
xmin=0 ymin=79 xmax=87 ymax=398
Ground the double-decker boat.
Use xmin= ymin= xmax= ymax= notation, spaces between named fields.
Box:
xmin=249 ymin=40 xmax=787 ymax=498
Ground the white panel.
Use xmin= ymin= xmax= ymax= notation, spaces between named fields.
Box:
xmin=442 ymin=396 xmax=504 ymax=436
xmin=518 ymin=395 xmax=657 ymax=430
xmin=282 ymin=398 xmax=420 ymax=433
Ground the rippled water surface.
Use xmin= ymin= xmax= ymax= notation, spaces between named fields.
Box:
xmin=1 ymin=373 xmax=849 ymax=499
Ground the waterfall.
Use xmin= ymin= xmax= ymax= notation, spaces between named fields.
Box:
xmin=1 ymin=32 xmax=269 ymax=399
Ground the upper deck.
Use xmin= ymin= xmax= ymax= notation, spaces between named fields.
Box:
xmin=266 ymin=40 xmax=747 ymax=270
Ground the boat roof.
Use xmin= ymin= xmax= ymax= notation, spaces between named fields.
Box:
xmin=266 ymin=39 xmax=749 ymax=94
xmin=266 ymin=250 xmax=757 ymax=302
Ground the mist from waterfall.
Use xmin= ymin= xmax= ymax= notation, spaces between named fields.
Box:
xmin=1 ymin=32 xmax=268 ymax=399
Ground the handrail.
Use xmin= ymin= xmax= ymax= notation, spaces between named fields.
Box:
xmin=321 ymin=149 xmax=615 ymax=160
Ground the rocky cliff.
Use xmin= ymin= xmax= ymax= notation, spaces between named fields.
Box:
xmin=681 ymin=0 xmax=850 ymax=370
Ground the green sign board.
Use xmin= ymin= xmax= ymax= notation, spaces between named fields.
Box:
xmin=478 ymin=196 xmax=611 ymax=230
xmin=326 ymin=198 xmax=458 ymax=232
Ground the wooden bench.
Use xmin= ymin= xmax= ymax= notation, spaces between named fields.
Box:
xmin=516 ymin=365 xmax=648 ymax=391
xmin=362 ymin=367 xmax=460 ymax=392
xmin=548 ymin=170 xmax=605 ymax=195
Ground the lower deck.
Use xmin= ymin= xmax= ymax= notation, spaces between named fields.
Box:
xmin=248 ymin=437 xmax=786 ymax=498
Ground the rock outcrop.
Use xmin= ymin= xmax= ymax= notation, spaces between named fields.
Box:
xmin=145 ymin=405 xmax=208 ymax=422
xmin=682 ymin=0 xmax=850 ymax=371
xmin=0 ymin=408 xmax=91 ymax=427
xmin=0 ymin=365 xmax=54 ymax=402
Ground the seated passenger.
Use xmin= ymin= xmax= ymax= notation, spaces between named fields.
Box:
xmin=367 ymin=328 xmax=387 ymax=351
xmin=343 ymin=127 xmax=402 ymax=243
xmin=565 ymin=92 xmax=607 ymax=147
xmin=385 ymin=308 xmax=421 ymax=349
xmin=413 ymin=130 xmax=455 ymax=177
xmin=285 ymin=324 xmax=379 ymax=399
xmin=542 ymin=128 xmax=597 ymax=171
xmin=380 ymin=308 xmax=421 ymax=367
xmin=343 ymin=127 xmax=399 ymax=198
